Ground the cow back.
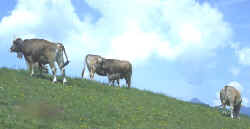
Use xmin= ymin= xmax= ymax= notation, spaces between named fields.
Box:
xmin=221 ymin=86 xmax=242 ymax=106
xmin=22 ymin=39 xmax=58 ymax=63
xmin=102 ymin=59 xmax=132 ymax=76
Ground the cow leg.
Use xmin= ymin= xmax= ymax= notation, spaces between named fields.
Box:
xmin=125 ymin=76 xmax=131 ymax=88
xmin=235 ymin=108 xmax=240 ymax=120
xmin=89 ymin=69 xmax=92 ymax=79
xmin=107 ymin=74 xmax=111 ymax=86
xmin=61 ymin=66 xmax=67 ymax=84
xmin=49 ymin=63 xmax=57 ymax=83
xmin=56 ymin=55 xmax=67 ymax=84
xmin=39 ymin=63 xmax=43 ymax=76
xmin=117 ymin=79 xmax=120 ymax=88
xmin=235 ymin=105 xmax=241 ymax=120
xmin=90 ymin=72 xmax=94 ymax=80
xmin=58 ymin=64 xmax=67 ymax=84
xmin=112 ymin=80 xmax=115 ymax=87
xmin=90 ymin=66 xmax=96 ymax=80
xmin=24 ymin=56 xmax=34 ymax=76
xmin=222 ymin=105 xmax=226 ymax=114
xmin=237 ymin=107 xmax=241 ymax=120
xmin=29 ymin=63 xmax=34 ymax=76
xmin=230 ymin=105 xmax=234 ymax=118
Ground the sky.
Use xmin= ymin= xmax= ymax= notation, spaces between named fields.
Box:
xmin=0 ymin=0 xmax=250 ymax=107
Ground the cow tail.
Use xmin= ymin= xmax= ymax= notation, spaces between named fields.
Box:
xmin=81 ymin=55 xmax=87 ymax=78
xmin=62 ymin=45 xmax=70 ymax=65
xmin=58 ymin=43 xmax=70 ymax=68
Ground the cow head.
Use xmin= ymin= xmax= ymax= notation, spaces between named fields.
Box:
xmin=10 ymin=38 xmax=24 ymax=58
xmin=96 ymin=57 xmax=106 ymax=68
xmin=97 ymin=57 xmax=103 ymax=64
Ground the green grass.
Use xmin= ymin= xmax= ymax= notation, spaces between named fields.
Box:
xmin=0 ymin=68 xmax=250 ymax=129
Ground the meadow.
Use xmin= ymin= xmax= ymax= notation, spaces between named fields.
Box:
xmin=0 ymin=68 xmax=250 ymax=129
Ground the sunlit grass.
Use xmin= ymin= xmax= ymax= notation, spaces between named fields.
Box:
xmin=0 ymin=68 xmax=250 ymax=129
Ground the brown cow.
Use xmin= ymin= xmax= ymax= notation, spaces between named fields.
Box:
xmin=97 ymin=58 xmax=132 ymax=88
xmin=219 ymin=86 xmax=242 ymax=119
xmin=10 ymin=38 xmax=70 ymax=84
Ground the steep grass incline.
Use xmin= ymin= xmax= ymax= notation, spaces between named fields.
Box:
xmin=0 ymin=68 xmax=250 ymax=129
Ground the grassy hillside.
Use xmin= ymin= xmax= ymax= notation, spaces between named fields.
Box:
xmin=0 ymin=68 xmax=250 ymax=129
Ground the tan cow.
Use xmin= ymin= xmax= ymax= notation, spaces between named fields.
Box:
xmin=219 ymin=86 xmax=242 ymax=119
xmin=10 ymin=38 xmax=70 ymax=84
xmin=81 ymin=54 xmax=106 ymax=80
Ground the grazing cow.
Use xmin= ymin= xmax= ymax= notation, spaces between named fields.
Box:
xmin=219 ymin=85 xmax=242 ymax=119
xmin=107 ymin=73 xmax=121 ymax=86
xmin=10 ymin=38 xmax=70 ymax=84
xmin=81 ymin=54 xmax=106 ymax=80
xmin=97 ymin=58 xmax=132 ymax=88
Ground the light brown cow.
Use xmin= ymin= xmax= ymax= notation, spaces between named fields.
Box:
xmin=219 ymin=85 xmax=242 ymax=119
xmin=10 ymin=38 xmax=70 ymax=84
xmin=81 ymin=54 xmax=106 ymax=80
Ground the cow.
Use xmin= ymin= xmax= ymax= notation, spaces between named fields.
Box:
xmin=107 ymin=73 xmax=121 ymax=87
xmin=218 ymin=85 xmax=242 ymax=119
xmin=81 ymin=54 xmax=106 ymax=80
xmin=10 ymin=38 xmax=70 ymax=84
xmin=96 ymin=58 xmax=132 ymax=88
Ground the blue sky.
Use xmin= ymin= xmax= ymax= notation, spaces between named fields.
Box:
xmin=0 ymin=0 xmax=250 ymax=107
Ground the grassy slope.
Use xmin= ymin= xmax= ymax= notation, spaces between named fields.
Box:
xmin=0 ymin=68 xmax=250 ymax=129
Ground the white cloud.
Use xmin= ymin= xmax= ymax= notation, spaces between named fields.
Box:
xmin=0 ymin=0 xmax=233 ymax=75
xmin=236 ymin=47 xmax=250 ymax=66
xmin=85 ymin=0 xmax=232 ymax=63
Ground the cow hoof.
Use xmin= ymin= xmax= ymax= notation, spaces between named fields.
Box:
xmin=63 ymin=78 xmax=67 ymax=84
xmin=52 ymin=77 xmax=57 ymax=83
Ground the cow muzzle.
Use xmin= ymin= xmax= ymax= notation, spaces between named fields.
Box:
xmin=10 ymin=47 xmax=14 ymax=52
